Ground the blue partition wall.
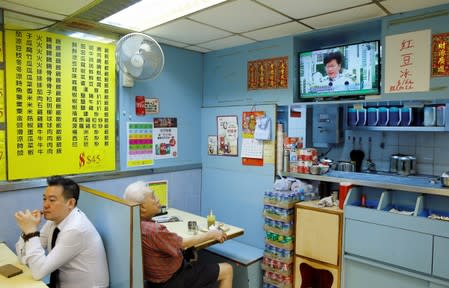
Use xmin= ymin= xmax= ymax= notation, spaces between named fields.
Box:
xmin=78 ymin=186 xmax=143 ymax=288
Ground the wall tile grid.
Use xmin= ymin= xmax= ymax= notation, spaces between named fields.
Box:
xmin=325 ymin=130 xmax=449 ymax=176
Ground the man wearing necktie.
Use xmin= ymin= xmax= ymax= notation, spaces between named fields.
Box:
xmin=14 ymin=176 xmax=109 ymax=288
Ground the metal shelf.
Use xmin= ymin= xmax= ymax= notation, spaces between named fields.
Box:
xmin=346 ymin=126 xmax=447 ymax=132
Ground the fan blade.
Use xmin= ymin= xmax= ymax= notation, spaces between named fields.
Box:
xmin=121 ymin=35 xmax=144 ymax=58
xmin=125 ymin=60 xmax=143 ymax=78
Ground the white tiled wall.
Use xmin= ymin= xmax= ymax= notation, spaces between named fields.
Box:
xmin=325 ymin=130 xmax=449 ymax=176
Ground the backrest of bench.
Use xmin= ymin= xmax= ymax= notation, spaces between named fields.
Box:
xmin=78 ymin=185 xmax=143 ymax=288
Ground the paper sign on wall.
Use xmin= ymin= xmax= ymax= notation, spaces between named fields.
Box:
xmin=385 ymin=29 xmax=431 ymax=93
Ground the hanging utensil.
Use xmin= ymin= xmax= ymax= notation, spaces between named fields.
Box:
xmin=367 ymin=136 xmax=376 ymax=172
xmin=349 ymin=136 xmax=357 ymax=164
xmin=352 ymin=137 xmax=365 ymax=172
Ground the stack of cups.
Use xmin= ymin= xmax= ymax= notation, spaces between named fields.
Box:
xmin=339 ymin=182 xmax=353 ymax=209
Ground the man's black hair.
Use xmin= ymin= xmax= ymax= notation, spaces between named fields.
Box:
xmin=324 ymin=51 xmax=343 ymax=66
xmin=47 ymin=175 xmax=80 ymax=205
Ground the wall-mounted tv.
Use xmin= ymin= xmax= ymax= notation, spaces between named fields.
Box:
xmin=299 ymin=40 xmax=380 ymax=101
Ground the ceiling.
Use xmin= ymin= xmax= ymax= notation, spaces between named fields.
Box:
xmin=2 ymin=0 xmax=449 ymax=53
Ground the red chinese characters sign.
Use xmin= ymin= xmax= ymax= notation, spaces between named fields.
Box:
xmin=385 ymin=30 xmax=431 ymax=93
xmin=432 ymin=32 xmax=449 ymax=77
xmin=247 ymin=56 xmax=288 ymax=90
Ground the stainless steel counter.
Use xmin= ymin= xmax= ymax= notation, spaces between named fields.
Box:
xmin=285 ymin=170 xmax=449 ymax=197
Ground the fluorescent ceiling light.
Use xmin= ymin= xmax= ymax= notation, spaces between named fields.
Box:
xmin=68 ymin=32 xmax=115 ymax=43
xmin=100 ymin=0 xmax=226 ymax=31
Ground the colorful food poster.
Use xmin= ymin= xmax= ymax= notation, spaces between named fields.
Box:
xmin=217 ymin=115 xmax=238 ymax=156
xmin=153 ymin=117 xmax=177 ymax=159
xmin=432 ymin=32 xmax=449 ymax=77
xmin=4 ymin=30 xmax=116 ymax=179
xmin=385 ymin=29 xmax=431 ymax=93
xmin=127 ymin=122 xmax=153 ymax=167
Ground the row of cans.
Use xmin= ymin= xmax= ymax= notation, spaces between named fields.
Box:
xmin=263 ymin=205 xmax=294 ymax=217
xmin=264 ymin=243 xmax=294 ymax=259
xmin=264 ymin=190 xmax=303 ymax=204
xmin=264 ymin=271 xmax=293 ymax=285
xmin=263 ymin=256 xmax=293 ymax=273
xmin=264 ymin=218 xmax=294 ymax=232
xmin=265 ymin=231 xmax=294 ymax=244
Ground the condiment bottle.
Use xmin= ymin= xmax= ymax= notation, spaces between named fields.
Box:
xmin=361 ymin=194 xmax=366 ymax=208
xmin=207 ymin=209 xmax=216 ymax=229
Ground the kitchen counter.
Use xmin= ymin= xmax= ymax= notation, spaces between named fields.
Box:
xmin=285 ymin=170 xmax=449 ymax=196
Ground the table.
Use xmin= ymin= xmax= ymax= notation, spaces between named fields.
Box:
xmin=0 ymin=243 xmax=47 ymax=288
xmin=163 ymin=208 xmax=244 ymax=249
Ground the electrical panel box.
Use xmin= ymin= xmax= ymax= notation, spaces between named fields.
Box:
xmin=312 ymin=106 xmax=343 ymax=147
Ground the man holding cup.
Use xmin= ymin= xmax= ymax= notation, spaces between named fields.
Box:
xmin=123 ymin=181 xmax=233 ymax=288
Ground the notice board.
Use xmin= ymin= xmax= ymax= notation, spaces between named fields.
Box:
xmin=4 ymin=30 xmax=116 ymax=180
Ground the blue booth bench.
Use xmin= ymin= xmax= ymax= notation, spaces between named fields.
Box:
xmin=199 ymin=239 xmax=264 ymax=288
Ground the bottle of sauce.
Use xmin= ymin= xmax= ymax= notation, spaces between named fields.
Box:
xmin=207 ymin=210 xmax=216 ymax=229
xmin=361 ymin=194 xmax=366 ymax=208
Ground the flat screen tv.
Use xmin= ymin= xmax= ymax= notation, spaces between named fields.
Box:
xmin=299 ymin=40 xmax=380 ymax=101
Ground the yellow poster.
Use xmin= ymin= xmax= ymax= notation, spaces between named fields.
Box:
xmin=0 ymin=31 xmax=3 ymax=62
xmin=0 ymin=31 xmax=4 ymax=123
xmin=147 ymin=180 xmax=168 ymax=208
xmin=5 ymin=30 xmax=116 ymax=180
xmin=0 ymin=131 xmax=5 ymax=181
xmin=0 ymin=70 xmax=4 ymax=123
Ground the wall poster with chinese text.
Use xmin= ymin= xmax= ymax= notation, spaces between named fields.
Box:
xmin=5 ymin=30 xmax=116 ymax=180
xmin=127 ymin=122 xmax=153 ymax=167
xmin=154 ymin=117 xmax=177 ymax=159
xmin=432 ymin=32 xmax=449 ymax=77
xmin=0 ymin=30 xmax=4 ymax=123
xmin=0 ymin=131 xmax=6 ymax=181
xmin=385 ymin=29 xmax=431 ymax=93
xmin=217 ymin=115 xmax=238 ymax=156
xmin=247 ymin=56 xmax=288 ymax=90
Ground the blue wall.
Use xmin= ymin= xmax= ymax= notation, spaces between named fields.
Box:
xmin=118 ymin=44 xmax=203 ymax=170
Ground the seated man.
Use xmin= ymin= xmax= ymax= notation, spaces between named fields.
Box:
xmin=123 ymin=181 xmax=233 ymax=288
xmin=15 ymin=175 xmax=109 ymax=288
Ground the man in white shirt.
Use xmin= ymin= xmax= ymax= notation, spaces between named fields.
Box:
xmin=15 ymin=176 xmax=109 ymax=288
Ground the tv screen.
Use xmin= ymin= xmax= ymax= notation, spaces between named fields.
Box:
xmin=299 ymin=40 xmax=380 ymax=101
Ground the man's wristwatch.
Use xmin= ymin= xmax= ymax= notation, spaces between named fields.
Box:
xmin=21 ymin=231 xmax=40 ymax=242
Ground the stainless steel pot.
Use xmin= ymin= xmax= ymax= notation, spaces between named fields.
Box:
xmin=408 ymin=156 xmax=416 ymax=175
xmin=441 ymin=171 xmax=449 ymax=187
xmin=390 ymin=154 xmax=401 ymax=173
xmin=397 ymin=156 xmax=411 ymax=176
xmin=336 ymin=161 xmax=355 ymax=172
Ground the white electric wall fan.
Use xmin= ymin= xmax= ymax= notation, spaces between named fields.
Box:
xmin=115 ymin=32 xmax=165 ymax=87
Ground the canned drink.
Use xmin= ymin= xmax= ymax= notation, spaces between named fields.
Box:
xmin=135 ymin=96 xmax=146 ymax=116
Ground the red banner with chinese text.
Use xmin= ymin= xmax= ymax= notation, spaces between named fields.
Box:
xmin=432 ymin=32 xmax=449 ymax=77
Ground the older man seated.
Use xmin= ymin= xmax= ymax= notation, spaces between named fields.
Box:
xmin=123 ymin=181 xmax=233 ymax=288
